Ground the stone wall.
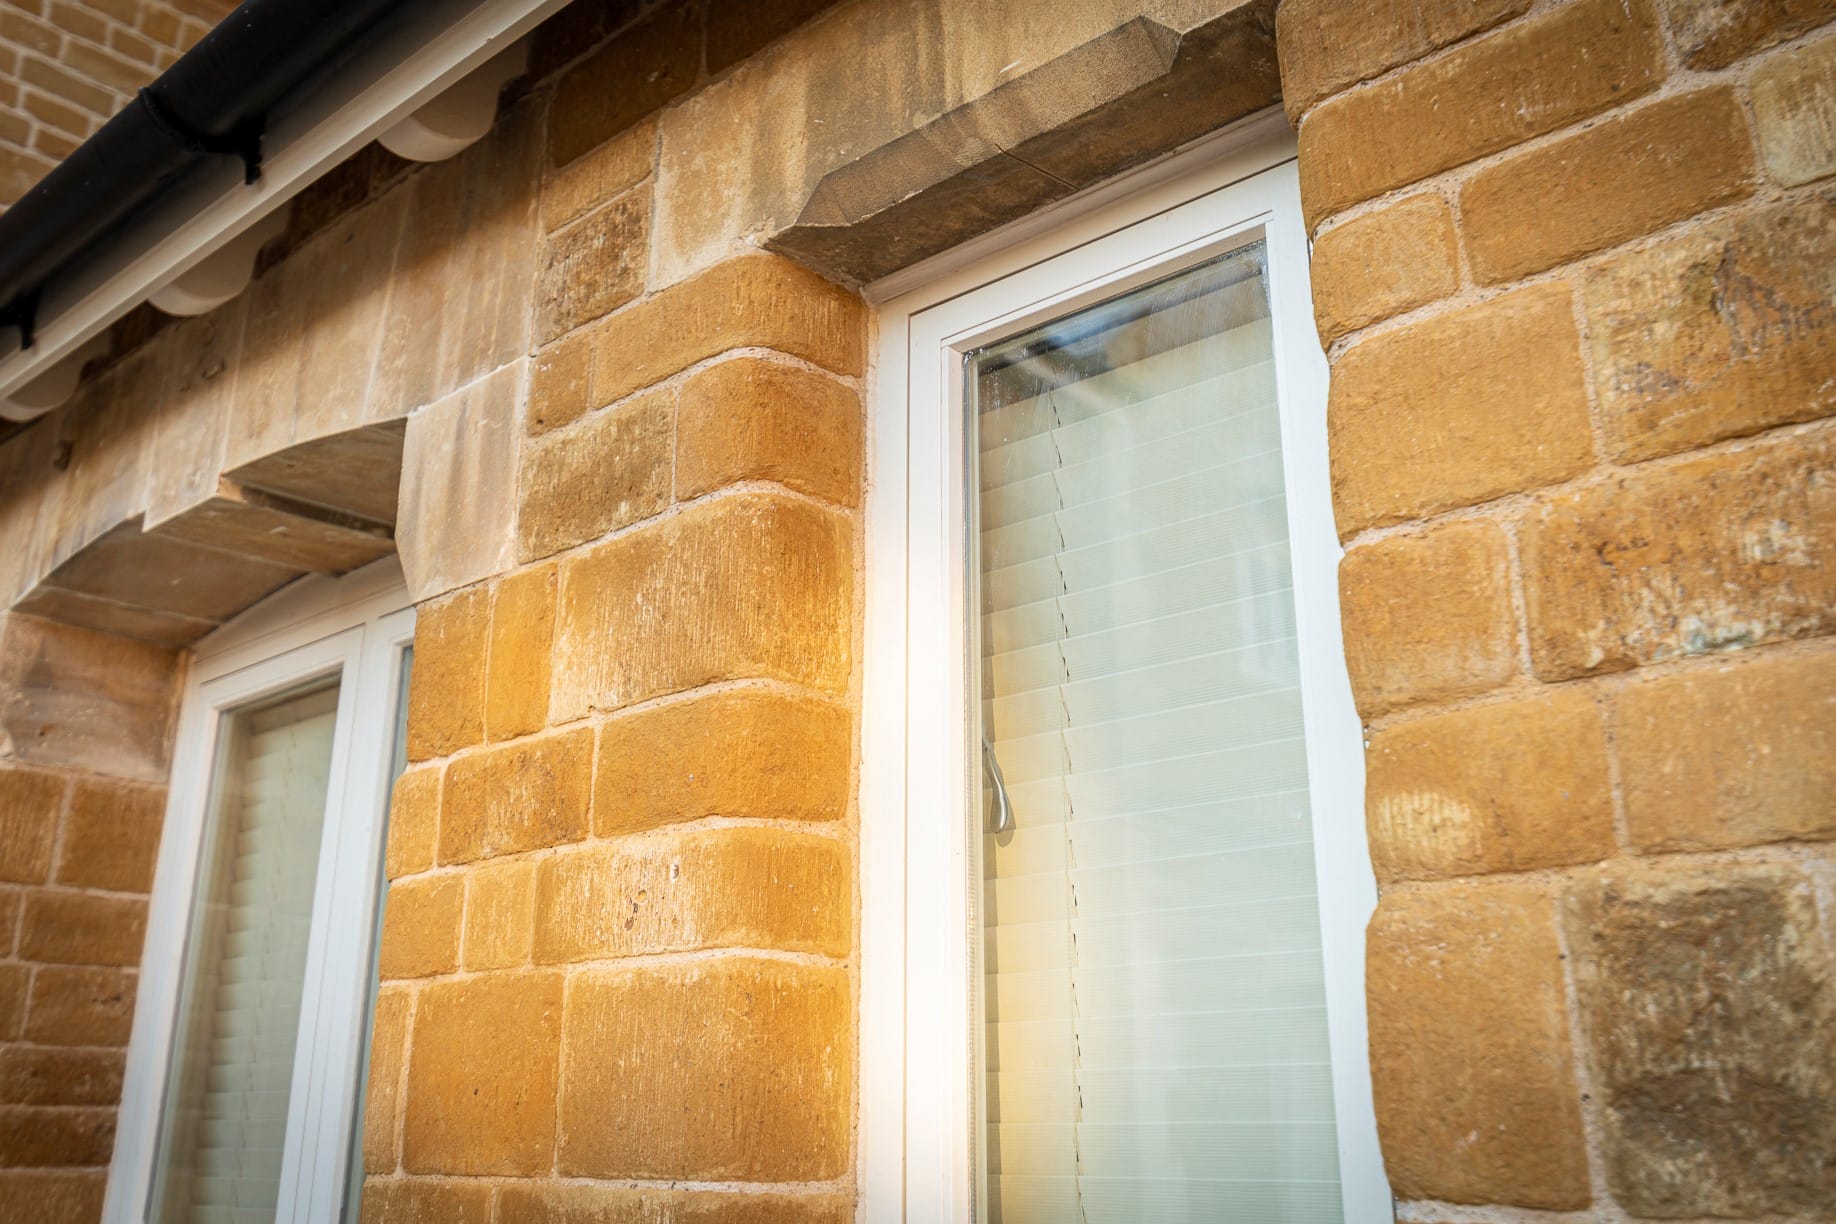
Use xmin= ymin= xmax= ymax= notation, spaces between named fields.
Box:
xmin=1280 ymin=0 xmax=1836 ymax=1216
xmin=0 ymin=612 xmax=179 ymax=1219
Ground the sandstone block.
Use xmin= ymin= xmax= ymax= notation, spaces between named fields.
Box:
xmin=1367 ymin=880 xmax=1591 ymax=1208
xmin=463 ymin=857 xmax=536 ymax=970
xmin=0 ymin=1047 xmax=123 ymax=1106
xmin=1520 ymin=431 xmax=1836 ymax=678
xmin=439 ymin=729 xmax=593 ymax=863
xmin=361 ymin=987 xmax=410 ymax=1173
xmin=1617 ymin=649 xmax=1836 ymax=851
xmin=553 ymin=493 xmax=854 ymax=718
xmin=595 ymin=688 xmax=852 ymax=834
xmin=1462 ymin=88 xmax=1755 ymax=283
xmin=1308 ymin=194 xmax=1459 ymax=347
xmin=360 ymin=1179 xmax=492 ymax=1224
xmin=402 ymin=971 xmax=563 ymax=1175
xmin=396 ymin=364 xmax=523 ymax=602
xmin=1564 ymin=863 xmax=1836 ymax=1215
xmin=378 ymin=874 xmax=462 ymax=980
xmin=1328 ymin=284 xmax=1592 ymax=534
xmin=1275 ymin=0 xmax=1530 ymax=120
xmin=1659 ymin=0 xmax=1836 ymax=68
xmin=0 ymin=766 xmax=62 ymax=884
xmin=1752 ymin=32 xmax=1836 ymax=186
xmin=534 ymin=828 xmax=849 ymax=963
xmin=0 ymin=1106 xmax=115 ymax=1167
xmin=516 ymin=386 xmax=673 ymax=562
xmin=0 ymin=894 xmax=15 ymax=959
xmin=0 ymin=1172 xmax=104 ymax=1224
xmin=55 ymin=779 xmax=163 ymax=892
xmin=528 ymin=333 xmax=593 ymax=435
xmin=558 ymin=957 xmax=850 ymax=1180
xmin=705 ymin=0 xmax=836 ymax=73
xmin=536 ymin=186 xmax=649 ymax=341
xmin=23 ymin=967 xmax=134 ymax=1046
xmin=542 ymin=118 xmax=655 ymax=232
xmin=497 ymin=1183 xmax=853 ymax=1224
xmin=587 ymin=253 xmax=865 ymax=407
xmin=548 ymin=0 xmax=699 ymax=167
xmin=0 ymin=966 xmax=23 ymax=1040
xmin=1338 ymin=521 xmax=1520 ymax=718
xmin=1367 ymin=688 xmax=1615 ymax=881
xmin=486 ymin=565 xmax=557 ymax=742
xmin=384 ymin=767 xmax=440 ymax=880
xmin=675 ymin=357 xmax=863 ymax=506
xmin=1297 ymin=0 xmax=1664 ymax=225
xmin=0 ymin=615 xmax=179 ymax=782
xmin=1582 ymin=191 xmax=1835 ymax=461
xmin=19 ymin=892 xmax=146 ymax=967
xmin=404 ymin=585 xmax=489 ymax=762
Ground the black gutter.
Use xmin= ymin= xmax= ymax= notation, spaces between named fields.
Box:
xmin=0 ymin=0 xmax=412 ymax=348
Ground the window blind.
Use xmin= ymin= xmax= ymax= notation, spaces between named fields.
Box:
xmin=972 ymin=244 xmax=1343 ymax=1223
xmin=155 ymin=683 xmax=339 ymax=1224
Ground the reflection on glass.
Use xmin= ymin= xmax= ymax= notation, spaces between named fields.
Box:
xmin=969 ymin=242 xmax=1343 ymax=1222
xmin=153 ymin=681 xmax=340 ymax=1223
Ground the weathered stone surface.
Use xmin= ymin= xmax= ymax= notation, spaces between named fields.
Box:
xmin=528 ymin=333 xmax=594 ymax=436
xmin=0 ymin=603 xmax=186 ymax=784
xmin=706 ymin=0 xmax=838 ymax=72
xmin=226 ymin=418 xmax=408 ymax=529
xmin=594 ymin=689 xmax=852 ymax=835
xmin=558 ymin=957 xmax=850 ymax=1180
xmin=0 ymin=1047 xmax=123 ymax=1106
xmin=1462 ymin=88 xmax=1755 ymax=283
xmin=675 ymin=358 xmax=862 ymax=506
xmin=439 ymin=729 xmax=593 ymax=863
xmin=8 ymin=586 xmax=216 ymax=651
xmin=1582 ymin=192 xmax=1835 ymax=461
xmin=0 ymin=1172 xmax=105 ymax=1224
xmin=1752 ymin=32 xmax=1836 ymax=186
xmin=0 ymin=967 xmax=24 ymax=1040
xmin=1297 ymin=0 xmax=1664 ymax=226
xmin=1617 ymin=649 xmax=1836 ymax=851
xmin=402 ymin=972 xmax=563 ymax=1175
xmin=18 ymin=892 xmax=145 ymax=966
xmin=0 ymin=766 xmax=62 ymax=884
xmin=22 ymin=967 xmax=134 ymax=1046
xmin=1367 ymin=881 xmax=1591 ymax=1208
xmin=541 ymin=118 xmax=655 ymax=233
xmin=404 ymin=585 xmax=489 ymax=762
xmin=1338 ymin=522 xmax=1520 ymax=718
xmin=1520 ymin=431 xmax=1836 ymax=679
xmin=536 ymin=186 xmax=649 ymax=342
xmin=1367 ymin=688 xmax=1614 ymax=881
xmin=1275 ymin=0 xmax=1530 ymax=120
xmin=361 ymin=987 xmax=410 ymax=1173
xmin=1564 ymin=863 xmax=1836 ymax=1215
xmin=396 ymin=362 xmax=523 ymax=602
xmin=384 ymin=766 xmax=440 ymax=880
xmin=462 ymin=856 xmax=535 ymax=970
xmin=553 ymin=493 xmax=854 ymax=718
xmin=1328 ymin=285 xmax=1592 ymax=535
xmin=0 ymin=1106 xmax=115 ymax=1167
xmin=486 ymin=565 xmax=557 ymax=742
xmin=516 ymin=386 xmax=674 ymax=562
xmin=55 ymin=779 xmax=162 ymax=892
xmin=1307 ymin=194 xmax=1459 ymax=347
xmin=548 ymin=0 xmax=699 ymax=167
xmin=497 ymin=1183 xmax=853 ymax=1224
xmin=34 ymin=522 xmax=301 ymax=625
xmin=586 ymin=253 xmax=864 ymax=407
xmin=378 ymin=874 xmax=462 ymax=980
xmin=534 ymin=828 xmax=849 ymax=963
xmin=1658 ymin=0 xmax=1836 ymax=68
xmin=360 ymin=1179 xmax=493 ymax=1224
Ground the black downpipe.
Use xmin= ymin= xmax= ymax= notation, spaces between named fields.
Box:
xmin=0 ymin=0 xmax=412 ymax=347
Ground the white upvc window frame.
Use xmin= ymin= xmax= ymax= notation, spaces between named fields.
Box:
xmin=107 ymin=558 xmax=415 ymax=1224
xmin=859 ymin=112 xmax=1389 ymax=1223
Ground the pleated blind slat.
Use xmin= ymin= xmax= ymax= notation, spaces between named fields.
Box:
xmin=973 ymin=245 xmax=1343 ymax=1223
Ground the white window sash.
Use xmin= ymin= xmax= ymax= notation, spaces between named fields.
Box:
xmin=107 ymin=559 xmax=414 ymax=1224
xmin=861 ymin=113 xmax=1389 ymax=1223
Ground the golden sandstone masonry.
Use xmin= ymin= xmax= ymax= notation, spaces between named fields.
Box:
xmin=0 ymin=0 xmax=1828 ymax=1220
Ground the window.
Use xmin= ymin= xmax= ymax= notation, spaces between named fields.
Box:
xmin=107 ymin=561 xmax=414 ymax=1224
xmin=862 ymin=117 xmax=1387 ymax=1221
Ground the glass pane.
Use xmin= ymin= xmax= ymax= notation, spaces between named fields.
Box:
xmin=152 ymin=680 xmax=340 ymax=1224
xmin=969 ymin=242 xmax=1343 ymax=1223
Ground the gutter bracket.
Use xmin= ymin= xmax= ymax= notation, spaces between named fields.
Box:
xmin=138 ymin=88 xmax=267 ymax=184
xmin=2 ymin=290 xmax=38 ymax=350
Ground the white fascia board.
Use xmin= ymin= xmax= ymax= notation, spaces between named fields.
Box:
xmin=0 ymin=0 xmax=570 ymax=405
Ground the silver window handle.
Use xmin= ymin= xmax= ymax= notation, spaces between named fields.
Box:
xmin=982 ymin=735 xmax=1015 ymax=835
